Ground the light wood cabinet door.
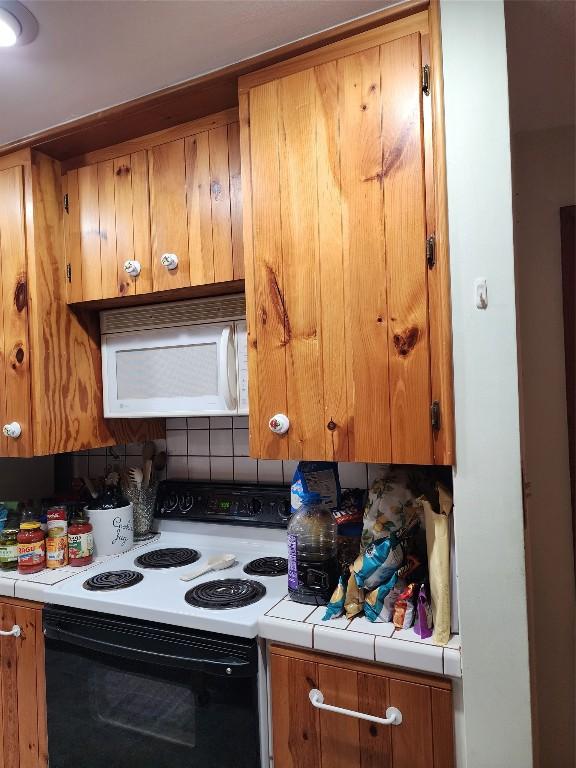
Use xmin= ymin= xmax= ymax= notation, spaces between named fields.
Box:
xmin=0 ymin=599 xmax=47 ymax=768
xmin=240 ymin=12 xmax=454 ymax=464
xmin=64 ymin=114 xmax=244 ymax=302
xmin=64 ymin=150 xmax=152 ymax=301
xmin=269 ymin=645 xmax=454 ymax=768
xmin=0 ymin=165 xmax=33 ymax=457
xmin=149 ymin=123 xmax=243 ymax=291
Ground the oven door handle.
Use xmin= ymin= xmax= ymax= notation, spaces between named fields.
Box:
xmin=43 ymin=624 xmax=254 ymax=677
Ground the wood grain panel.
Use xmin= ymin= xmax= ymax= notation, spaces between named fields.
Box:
xmin=270 ymin=653 xmax=321 ymax=768
xmin=381 ymin=33 xmax=433 ymax=464
xmin=97 ymin=159 xmax=118 ymax=299
xmin=318 ymin=664 xmax=360 ymax=768
xmin=278 ymin=69 xmax=325 ymax=460
xmin=315 ymin=61 xmax=349 ymax=461
xmin=0 ymin=602 xmax=19 ymax=768
xmin=389 ymin=679 xmax=433 ymax=768
xmin=209 ymin=125 xmax=234 ymax=283
xmin=0 ymin=165 xmax=33 ymax=457
xmin=431 ymin=687 xmax=455 ymax=768
xmin=248 ymin=81 xmax=288 ymax=459
xmin=129 ymin=150 xmax=152 ymax=295
xmin=227 ymin=121 xmax=245 ymax=280
xmin=26 ymin=151 xmax=165 ymax=455
xmin=185 ymin=131 xmax=214 ymax=285
xmin=338 ymin=46 xmax=391 ymax=463
xmin=269 ymin=644 xmax=452 ymax=690
xmin=34 ymin=610 xmax=48 ymax=768
xmin=357 ymin=673 xmax=392 ymax=768
xmin=0 ymin=172 xmax=7 ymax=459
xmin=427 ymin=3 xmax=456 ymax=465
xmin=239 ymin=11 xmax=429 ymax=92
xmin=14 ymin=606 xmax=40 ymax=768
xmin=238 ymin=92 xmax=261 ymax=456
xmin=149 ymin=139 xmax=189 ymax=290
xmin=113 ymin=155 xmax=135 ymax=297
xmin=63 ymin=107 xmax=239 ymax=170
xmin=77 ymin=163 xmax=102 ymax=301
xmin=63 ymin=170 xmax=83 ymax=303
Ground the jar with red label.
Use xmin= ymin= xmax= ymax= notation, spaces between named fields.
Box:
xmin=17 ymin=522 xmax=46 ymax=574
xmin=68 ymin=510 xmax=93 ymax=567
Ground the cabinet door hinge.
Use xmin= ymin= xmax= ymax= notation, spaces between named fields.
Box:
xmin=66 ymin=263 xmax=72 ymax=283
xmin=426 ymin=235 xmax=436 ymax=269
xmin=431 ymin=400 xmax=441 ymax=432
xmin=422 ymin=64 xmax=430 ymax=96
xmin=63 ymin=193 xmax=69 ymax=213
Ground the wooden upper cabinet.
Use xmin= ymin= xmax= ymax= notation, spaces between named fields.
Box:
xmin=0 ymin=150 xmax=163 ymax=457
xmin=0 ymin=165 xmax=33 ymax=457
xmin=64 ymin=108 xmax=244 ymax=303
xmin=239 ymin=10 xmax=454 ymax=464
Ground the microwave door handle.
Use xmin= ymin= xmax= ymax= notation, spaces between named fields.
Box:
xmin=219 ymin=325 xmax=237 ymax=411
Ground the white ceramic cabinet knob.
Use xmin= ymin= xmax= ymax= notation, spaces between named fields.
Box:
xmin=160 ymin=253 xmax=179 ymax=270
xmin=269 ymin=414 xmax=290 ymax=435
xmin=3 ymin=422 xmax=22 ymax=439
xmin=124 ymin=259 xmax=141 ymax=277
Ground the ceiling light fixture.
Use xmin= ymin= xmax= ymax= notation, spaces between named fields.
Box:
xmin=0 ymin=1 xmax=38 ymax=47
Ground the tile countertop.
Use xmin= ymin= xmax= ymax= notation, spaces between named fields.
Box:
xmin=260 ymin=596 xmax=462 ymax=678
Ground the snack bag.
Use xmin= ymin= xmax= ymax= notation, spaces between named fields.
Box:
xmin=352 ymin=533 xmax=404 ymax=590
xmin=360 ymin=467 xmax=424 ymax=550
xmin=364 ymin=571 xmax=399 ymax=622
xmin=323 ymin=575 xmax=346 ymax=620
xmin=414 ymin=582 xmax=433 ymax=639
xmin=393 ymin=583 xmax=419 ymax=630
xmin=344 ymin=568 xmax=364 ymax=619
xmin=381 ymin=579 xmax=406 ymax=622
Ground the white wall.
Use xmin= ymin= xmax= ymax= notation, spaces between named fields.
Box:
xmin=512 ymin=124 xmax=576 ymax=768
xmin=440 ymin=1 xmax=533 ymax=766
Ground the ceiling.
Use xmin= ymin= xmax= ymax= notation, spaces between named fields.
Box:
xmin=0 ymin=0 xmax=393 ymax=145
xmin=505 ymin=0 xmax=575 ymax=132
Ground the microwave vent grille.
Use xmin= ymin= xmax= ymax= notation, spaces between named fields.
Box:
xmin=100 ymin=294 xmax=246 ymax=334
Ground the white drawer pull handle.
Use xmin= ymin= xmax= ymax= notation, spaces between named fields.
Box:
xmin=309 ymin=689 xmax=402 ymax=726
xmin=160 ymin=253 xmax=179 ymax=270
xmin=3 ymin=422 xmax=21 ymax=439
xmin=0 ymin=625 xmax=21 ymax=638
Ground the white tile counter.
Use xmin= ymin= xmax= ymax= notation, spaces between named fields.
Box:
xmin=260 ymin=596 xmax=462 ymax=678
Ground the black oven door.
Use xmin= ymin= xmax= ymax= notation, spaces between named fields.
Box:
xmin=43 ymin=606 xmax=261 ymax=768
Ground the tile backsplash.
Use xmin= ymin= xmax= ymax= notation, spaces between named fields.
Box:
xmin=73 ymin=416 xmax=379 ymax=489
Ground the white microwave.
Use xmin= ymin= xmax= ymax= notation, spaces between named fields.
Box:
xmin=100 ymin=295 xmax=248 ymax=418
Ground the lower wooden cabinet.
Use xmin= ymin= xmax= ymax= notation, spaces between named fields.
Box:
xmin=269 ymin=644 xmax=454 ymax=768
xmin=0 ymin=598 xmax=47 ymax=768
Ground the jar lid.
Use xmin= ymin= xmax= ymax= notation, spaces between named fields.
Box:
xmin=20 ymin=521 xmax=41 ymax=530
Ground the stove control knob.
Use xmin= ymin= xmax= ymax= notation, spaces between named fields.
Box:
xmin=225 ymin=667 xmax=232 ymax=675
xmin=278 ymin=500 xmax=291 ymax=520
xmin=251 ymin=498 xmax=262 ymax=515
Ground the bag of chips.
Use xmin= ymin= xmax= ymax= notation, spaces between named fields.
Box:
xmin=414 ymin=582 xmax=433 ymax=639
xmin=393 ymin=583 xmax=418 ymax=630
xmin=322 ymin=575 xmax=346 ymax=620
xmin=352 ymin=532 xmax=405 ymax=591
xmin=364 ymin=572 xmax=399 ymax=622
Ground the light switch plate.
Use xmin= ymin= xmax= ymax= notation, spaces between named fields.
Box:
xmin=475 ymin=277 xmax=488 ymax=309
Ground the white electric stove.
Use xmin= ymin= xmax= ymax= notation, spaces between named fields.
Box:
xmin=42 ymin=481 xmax=291 ymax=768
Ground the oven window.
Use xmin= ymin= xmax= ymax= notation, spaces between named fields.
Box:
xmin=45 ymin=640 xmax=261 ymax=768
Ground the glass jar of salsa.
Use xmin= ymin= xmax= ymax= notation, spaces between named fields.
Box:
xmin=68 ymin=510 xmax=93 ymax=567
xmin=17 ymin=521 xmax=46 ymax=574
xmin=0 ymin=528 xmax=19 ymax=571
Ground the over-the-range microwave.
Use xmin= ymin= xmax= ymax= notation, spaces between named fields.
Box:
xmin=100 ymin=294 xmax=248 ymax=418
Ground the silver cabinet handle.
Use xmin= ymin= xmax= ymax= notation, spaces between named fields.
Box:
xmin=0 ymin=625 xmax=21 ymax=638
xmin=309 ymin=689 xmax=402 ymax=726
